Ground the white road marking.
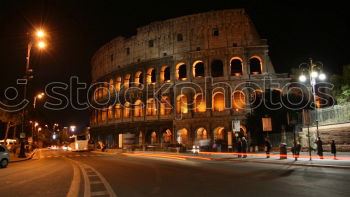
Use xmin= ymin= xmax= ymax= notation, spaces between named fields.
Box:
xmin=91 ymin=191 xmax=109 ymax=196
xmin=66 ymin=161 xmax=81 ymax=197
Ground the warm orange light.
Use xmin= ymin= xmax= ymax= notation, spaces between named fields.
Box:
xmin=38 ymin=41 xmax=46 ymax=49
xmin=36 ymin=30 xmax=44 ymax=37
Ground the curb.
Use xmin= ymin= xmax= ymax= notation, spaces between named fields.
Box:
xmin=10 ymin=149 xmax=37 ymax=163
xmin=213 ymin=157 xmax=350 ymax=169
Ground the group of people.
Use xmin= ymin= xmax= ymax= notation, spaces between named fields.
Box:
xmin=236 ymin=137 xmax=248 ymax=158
xmin=315 ymin=137 xmax=337 ymax=160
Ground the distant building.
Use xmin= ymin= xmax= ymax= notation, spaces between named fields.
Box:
xmin=89 ymin=9 xmax=290 ymax=150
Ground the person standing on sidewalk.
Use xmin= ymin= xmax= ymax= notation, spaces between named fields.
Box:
xmin=331 ymin=140 xmax=337 ymax=160
xmin=265 ymin=138 xmax=272 ymax=158
xmin=237 ymin=138 xmax=242 ymax=158
xmin=242 ymin=137 xmax=248 ymax=158
xmin=316 ymin=137 xmax=324 ymax=159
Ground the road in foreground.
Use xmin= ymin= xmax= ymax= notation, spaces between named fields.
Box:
xmin=1 ymin=149 xmax=349 ymax=197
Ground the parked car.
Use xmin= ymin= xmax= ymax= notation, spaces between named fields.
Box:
xmin=0 ymin=144 xmax=10 ymax=168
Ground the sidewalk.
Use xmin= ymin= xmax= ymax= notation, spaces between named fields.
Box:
xmin=9 ymin=149 xmax=37 ymax=163
xmin=95 ymin=149 xmax=350 ymax=169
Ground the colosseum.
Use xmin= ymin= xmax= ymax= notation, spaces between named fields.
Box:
xmin=89 ymin=9 xmax=290 ymax=151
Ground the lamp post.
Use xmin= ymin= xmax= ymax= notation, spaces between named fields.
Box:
xmin=19 ymin=29 xmax=47 ymax=158
xmin=298 ymin=58 xmax=326 ymax=138
xmin=33 ymin=92 xmax=45 ymax=109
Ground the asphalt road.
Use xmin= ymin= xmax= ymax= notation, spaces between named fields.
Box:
xmin=1 ymin=149 xmax=349 ymax=197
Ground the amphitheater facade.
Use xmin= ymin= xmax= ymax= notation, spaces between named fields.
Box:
xmin=89 ymin=9 xmax=290 ymax=150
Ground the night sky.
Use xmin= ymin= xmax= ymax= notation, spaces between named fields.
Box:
xmin=1 ymin=0 xmax=349 ymax=129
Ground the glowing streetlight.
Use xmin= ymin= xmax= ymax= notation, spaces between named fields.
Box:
xmin=319 ymin=73 xmax=326 ymax=80
xmin=70 ymin=125 xmax=76 ymax=133
xmin=37 ymin=41 xmax=46 ymax=49
xmin=36 ymin=30 xmax=45 ymax=38
xmin=33 ymin=92 xmax=45 ymax=108
xmin=299 ymin=75 xmax=307 ymax=82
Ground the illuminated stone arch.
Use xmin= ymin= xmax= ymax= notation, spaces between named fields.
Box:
xmin=230 ymin=57 xmax=243 ymax=76
xmin=194 ymin=93 xmax=206 ymax=113
xmin=151 ymin=131 xmax=157 ymax=144
xmin=134 ymin=99 xmax=143 ymax=117
xmin=109 ymin=79 xmax=114 ymax=92
xmin=160 ymin=65 xmax=170 ymax=82
xmin=134 ymin=71 xmax=143 ymax=86
xmin=160 ymin=96 xmax=172 ymax=115
xmin=114 ymin=104 xmax=121 ymax=119
xmin=115 ymin=77 xmax=122 ymax=91
xmin=107 ymin=105 xmax=113 ymax=120
xmin=177 ymin=128 xmax=188 ymax=145
xmin=176 ymin=94 xmax=188 ymax=114
xmin=146 ymin=98 xmax=157 ymax=116
xmin=212 ymin=92 xmax=225 ymax=111
xmin=124 ymin=74 xmax=131 ymax=88
xmin=176 ymin=62 xmax=187 ymax=80
xmin=147 ymin=68 xmax=156 ymax=84
xmin=196 ymin=127 xmax=208 ymax=141
xmin=232 ymin=90 xmax=246 ymax=110
xmin=123 ymin=102 xmax=131 ymax=118
xmin=162 ymin=129 xmax=172 ymax=143
xmin=249 ymin=56 xmax=262 ymax=74
xmin=192 ymin=60 xmax=205 ymax=78
xmin=213 ymin=127 xmax=225 ymax=141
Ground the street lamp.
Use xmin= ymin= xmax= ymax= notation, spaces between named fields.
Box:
xmin=19 ymin=29 xmax=48 ymax=158
xmin=298 ymin=58 xmax=326 ymax=138
xmin=33 ymin=92 xmax=45 ymax=108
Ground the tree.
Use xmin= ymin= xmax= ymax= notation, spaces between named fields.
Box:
xmin=331 ymin=64 xmax=350 ymax=104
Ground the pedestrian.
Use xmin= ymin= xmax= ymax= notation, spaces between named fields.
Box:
xmin=315 ymin=137 xmax=324 ymax=159
xmin=265 ymin=138 xmax=271 ymax=158
xmin=331 ymin=140 xmax=337 ymax=160
xmin=237 ymin=138 xmax=242 ymax=158
xmin=242 ymin=137 xmax=248 ymax=158
xmin=294 ymin=142 xmax=302 ymax=160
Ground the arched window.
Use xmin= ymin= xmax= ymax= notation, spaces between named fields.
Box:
xmin=251 ymin=89 xmax=263 ymax=106
xmin=115 ymin=104 xmax=121 ymax=119
xmin=160 ymin=66 xmax=170 ymax=82
xmin=192 ymin=60 xmax=205 ymax=78
xmin=213 ymin=127 xmax=225 ymax=141
xmin=123 ymin=102 xmax=131 ymax=118
xmin=115 ymin=77 xmax=122 ymax=91
xmin=176 ymin=95 xmax=188 ymax=114
xmin=249 ymin=56 xmax=262 ymax=74
xmin=232 ymin=90 xmax=246 ymax=110
xmin=146 ymin=98 xmax=157 ymax=116
xmin=107 ymin=105 xmax=113 ymax=120
xmin=212 ymin=92 xmax=225 ymax=111
xmin=194 ymin=93 xmax=206 ymax=112
xmin=102 ymin=82 xmax=108 ymax=97
xmin=196 ymin=128 xmax=208 ymax=140
xmin=139 ymin=132 xmax=143 ymax=145
xmin=177 ymin=128 xmax=188 ymax=145
xmin=97 ymin=109 xmax=102 ymax=122
xmin=176 ymin=63 xmax=187 ymax=80
xmin=160 ymin=96 xmax=172 ymax=115
xmin=230 ymin=57 xmax=243 ymax=76
xmin=124 ymin=74 xmax=131 ymax=88
xmin=211 ymin=59 xmax=224 ymax=77
xmin=147 ymin=68 xmax=156 ymax=84
xmin=134 ymin=71 xmax=143 ymax=87
xmin=134 ymin=100 xmax=143 ymax=117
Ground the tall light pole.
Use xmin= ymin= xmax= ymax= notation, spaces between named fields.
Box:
xmin=19 ymin=29 xmax=47 ymax=158
xmin=33 ymin=92 xmax=45 ymax=108
xmin=298 ymin=58 xmax=326 ymax=138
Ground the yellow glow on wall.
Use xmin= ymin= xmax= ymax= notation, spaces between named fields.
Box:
xmin=115 ymin=104 xmax=121 ymax=119
xmin=160 ymin=96 xmax=171 ymax=115
xmin=134 ymin=100 xmax=143 ymax=117
xmin=214 ymin=127 xmax=225 ymax=140
xmin=123 ymin=102 xmax=130 ymax=118
xmin=115 ymin=77 xmax=121 ymax=91
xmin=124 ymin=74 xmax=131 ymax=88
xmin=176 ymin=95 xmax=188 ymax=114
xmin=108 ymin=105 xmax=113 ymax=120
xmin=194 ymin=94 xmax=206 ymax=112
xmin=196 ymin=127 xmax=208 ymax=140
xmin=146 ymin=98 xmax=157 ymax=116
xmin=233 ymin=91 xmax=246 ymax=110
xmin=213 ymin=92 xmax=225 ymax=111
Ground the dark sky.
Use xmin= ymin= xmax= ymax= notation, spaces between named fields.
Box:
xmin=0 ymin=0 xmax=349 ymax=129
